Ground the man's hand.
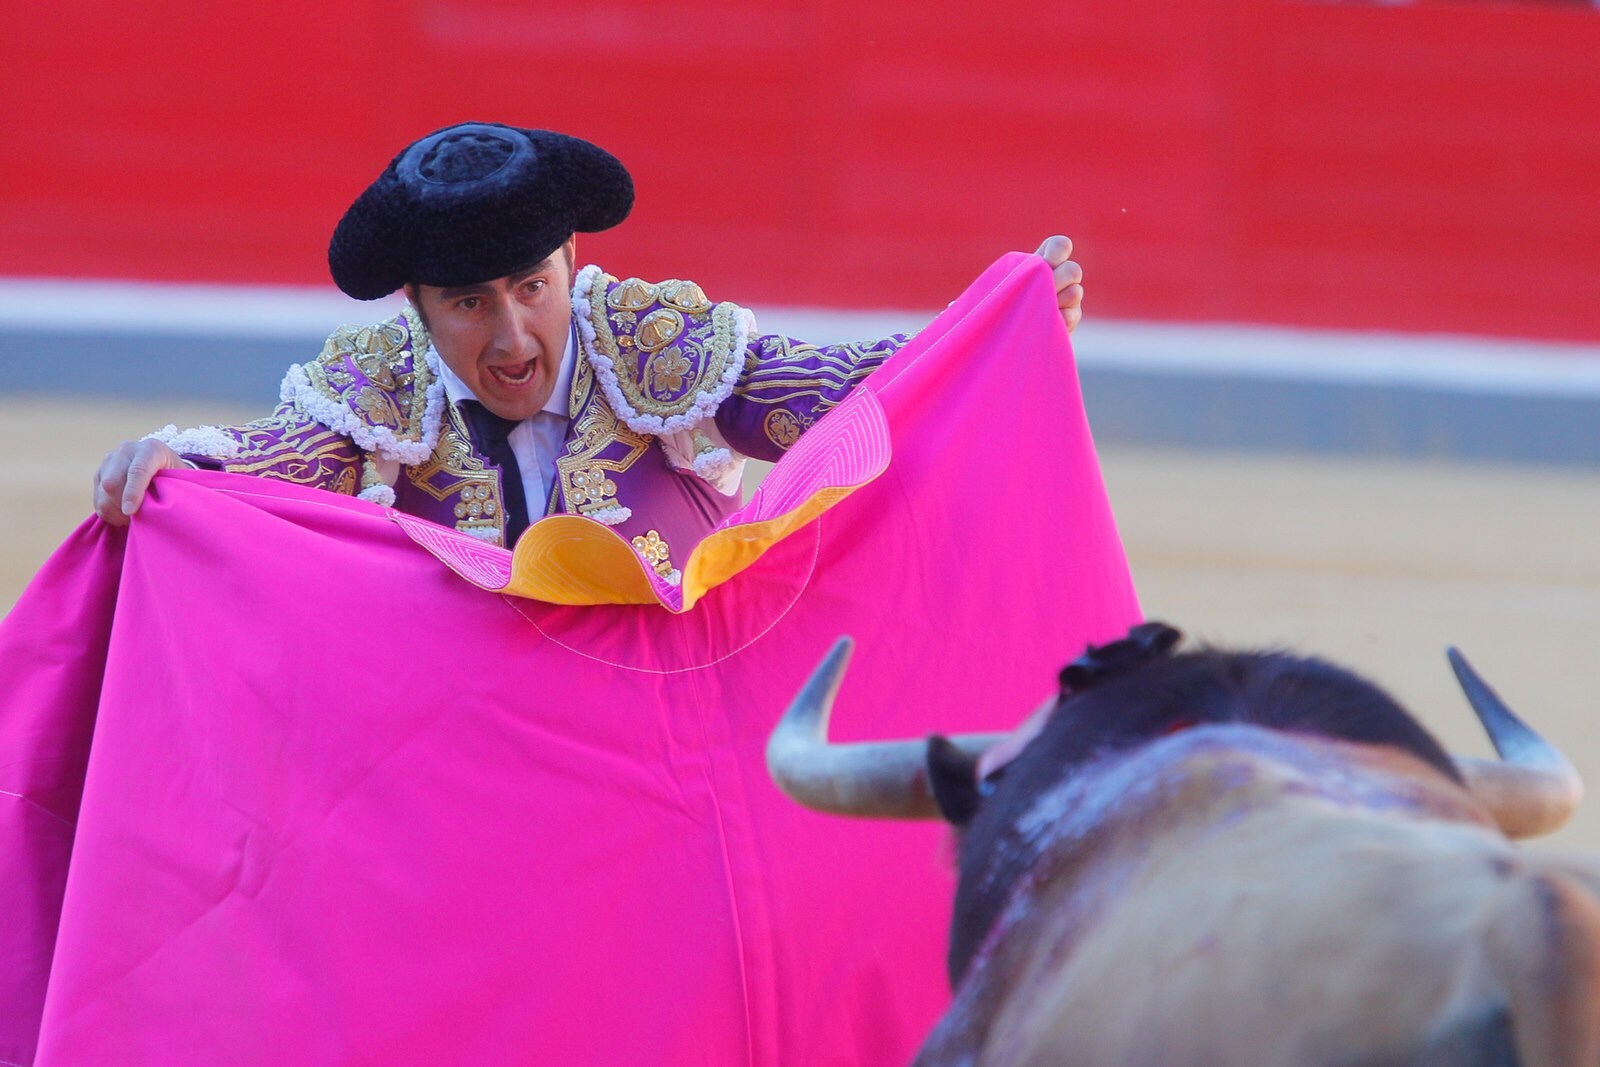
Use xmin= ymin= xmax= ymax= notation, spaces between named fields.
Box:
xmin=1035 ymin=235 xmax=1084 ymax=335
xmin=94 ymin=439 xmax=183 ymax=526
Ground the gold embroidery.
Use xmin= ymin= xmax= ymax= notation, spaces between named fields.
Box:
xmin=353 ymin=385 xmax=403 ymax=429
xmin=659 ymin=280 xmax=711 ymax=314
xmin=206 ymin=407 xmax=360 ymax=494
xmin=607 ymin=278 xmax=657 ymax=312
xmin=222 ymin=409 xmax=361 ymax=478
xmin=345 ymin=321 xmax=408 ymax=360
xmin=635 ymin=308 xmax=685 ymax=352
xmin=647 ymin=348 xmax=693 ymax=399
xmin=569 ymin=467 xmax=618 ymax=513
xmin=350 ymin=322 xmax=409 ymax=389
xmin=586 ymin=269 xmax=745 ymax=422
xmin=453 ymin=483 xmax=498 ymax=520
xmin=585 ymin=269 xmax=617 ymax=363
xmin=630 ymin=530 xmax=675 ymax=578
xmin=741 ymin=336 xmax=895 ymax=369
xmin=359 ymin=455 xmax=387 ymax=499
xmin=555 ymin=393 xmax=649 ymax=516
xmin=221 ymin=410 xmax=363 ymax=495
xmin=763 ymin=409 xmax=807 ymax=449
xmin=302 ymin=307 xmax=436 ymax=446
xmin=570 ymin=334 xmax=594 ymax=418
xmin=398 ymin=307 xmax=434 ymax=428
xmin=406 ymin=403 xmax=507 ymax=543
xmin=615 ymin=310 xmax=638 ymax=349
xmin=733 ymin=335 xmax=899 ymax=410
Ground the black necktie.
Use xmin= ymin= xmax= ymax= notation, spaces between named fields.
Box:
xmin=458 ymin=400 xmax=531 ymax=545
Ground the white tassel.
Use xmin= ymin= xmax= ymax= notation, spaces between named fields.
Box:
xmin=357 ymin=484 xmax=396 ymax=507
xmin=357 ymin=454 xmax=397 ymax=507
xmin=691 ymin=445 xmax=744 ymax=495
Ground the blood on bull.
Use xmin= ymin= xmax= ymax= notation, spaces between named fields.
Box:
xmin=768 ymin=623 xmax=1600 ymax=1067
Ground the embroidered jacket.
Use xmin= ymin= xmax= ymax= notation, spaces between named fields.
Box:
xmin=153 ymin=266 xmax=907 ymax=579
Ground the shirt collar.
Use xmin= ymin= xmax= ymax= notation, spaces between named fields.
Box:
xmin=430 ymin=322 xmax=576 ymax=419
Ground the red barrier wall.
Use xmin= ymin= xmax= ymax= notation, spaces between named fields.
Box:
xmin=4 ymin=1 xmax=1597 ymax=340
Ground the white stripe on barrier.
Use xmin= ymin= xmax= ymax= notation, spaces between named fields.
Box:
xmin=4 ymin=277 xmax=1600 ymax=398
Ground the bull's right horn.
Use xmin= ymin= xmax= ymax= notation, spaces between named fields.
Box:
xmin=1449 ymin=648 xmax=1583 ymax=839
xmin=765 ymin=637 xmax=1004 ymax=819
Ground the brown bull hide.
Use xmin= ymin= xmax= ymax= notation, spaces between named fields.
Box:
xmin=916 ymin=727 xmax=1600 ymax=1066
xmin=770 ymin=632 xmax=1600 ymax=1067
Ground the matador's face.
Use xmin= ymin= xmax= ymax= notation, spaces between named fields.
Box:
xmin=408 ymin=236 xmax=576 ymax=421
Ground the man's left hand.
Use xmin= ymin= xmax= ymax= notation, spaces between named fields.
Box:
xmin=1036 ymin=235 xmax=1084 ymax=335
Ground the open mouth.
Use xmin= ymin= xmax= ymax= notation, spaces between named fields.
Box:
xmin=487 ymin=360 xmax=537 ymax=388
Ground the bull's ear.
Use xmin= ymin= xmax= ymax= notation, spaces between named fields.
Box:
xmin=927 ymin=735 xmax=983 ymax=825
xmin=1060 ymin=621 xmax=1183 ymax=692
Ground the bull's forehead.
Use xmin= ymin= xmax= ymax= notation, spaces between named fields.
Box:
xmin=986 ymin=725 xmax=1485 ymax=888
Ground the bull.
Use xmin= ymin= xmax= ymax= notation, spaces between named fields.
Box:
xmin=767 ymin=623 xmax=1600 ymax=1066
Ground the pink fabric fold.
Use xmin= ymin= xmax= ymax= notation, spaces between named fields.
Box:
xmin=0 ymin=253 xmax=1140 ymax=1066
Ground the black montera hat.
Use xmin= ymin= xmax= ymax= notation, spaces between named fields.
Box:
xmin=328 ymin=123 xmax=634 ymax=300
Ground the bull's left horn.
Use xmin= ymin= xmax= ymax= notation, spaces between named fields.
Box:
xmin=1449 ymin=648 xmax=1583 ymax=839
xmin=766 ymin=637 xmax=1004 ymax=819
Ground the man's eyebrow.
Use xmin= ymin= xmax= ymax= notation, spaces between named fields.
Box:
xmin=507 ymin=257 xmax=559 ymax=283
xmin=435 ymin=258 xmax=558 ymax=299
xmin=436 ymin=282 xmax=494 ymax=299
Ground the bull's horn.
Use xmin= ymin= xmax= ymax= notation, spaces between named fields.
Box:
xmin=1449 ymin=648 xmax=1583 ymax=839
xmin=766 ymin=637 xmax=1004 ymax=819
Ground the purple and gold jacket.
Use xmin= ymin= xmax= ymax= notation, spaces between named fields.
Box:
xmin=152 ymin=266 xmax=907 ymax=580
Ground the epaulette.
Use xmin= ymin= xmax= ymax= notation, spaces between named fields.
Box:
xmin=572 ymin=264 xmax=756 ymax=436
xmin=279 ymin=306 xmax=446 ymax=465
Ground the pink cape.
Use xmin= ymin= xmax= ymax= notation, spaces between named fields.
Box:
xmin=0 ymin=255 xmax=1140 ymax=1066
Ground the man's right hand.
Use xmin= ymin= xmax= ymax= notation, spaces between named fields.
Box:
xmin=94 ymin=439 xmax=183 ymax=526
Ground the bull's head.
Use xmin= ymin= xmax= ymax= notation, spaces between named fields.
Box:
xmin=766 ymin=625 xmax=1582 ymax=840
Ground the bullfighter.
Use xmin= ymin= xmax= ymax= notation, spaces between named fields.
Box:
xmin=92 ymin=122 xmax=1085 ymax=579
